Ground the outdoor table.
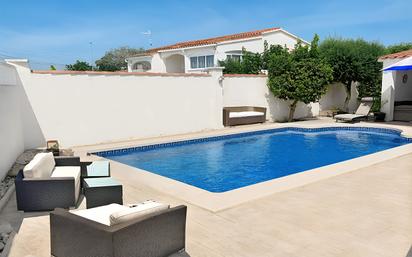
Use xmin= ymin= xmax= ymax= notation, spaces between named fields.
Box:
xmin=83 ymin=177 xmax=123 ymax=209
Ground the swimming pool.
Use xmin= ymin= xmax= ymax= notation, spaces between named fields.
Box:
xmin=95 ymin=127 xmax=411 ymax=193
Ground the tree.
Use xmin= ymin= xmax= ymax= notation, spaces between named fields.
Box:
xmin=385 ymin=43 xmax=412 ymax=54
xmin=266 ymin=35 xmax=333 ymax=122
xmin=219 ymin=49 xmax=262 ymax=74
xmin=240 ymin=51 xmax=262 ymax=74
xmin=319 ymin=38 xmax=385 ymax=109
xmin=50 ymin=65 xmax=56 ymax=70
xmin=65 ymin=60 xmax=93 ymax=71
xmin=218 ymin=58 xmax=243 ymax=74
xmin=95 ymin=46 xmax=145 ymax=71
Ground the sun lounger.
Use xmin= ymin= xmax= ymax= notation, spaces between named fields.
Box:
xmin=335 ymin=97 xmax=373 ymax=122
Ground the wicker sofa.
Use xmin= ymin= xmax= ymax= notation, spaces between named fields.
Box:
xmin=50 ymin=204 xmax=188 ymax=257
xmin=15 ymin=152 xmax=82 ymax=212
xmin=223 ymin=106 xmax=266 ymax=126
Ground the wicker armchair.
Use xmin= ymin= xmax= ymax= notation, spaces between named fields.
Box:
xmin=50 ymin=205 xmax=188 ymax=257
xmin=15 ymin=156 xmax=82 ymax=211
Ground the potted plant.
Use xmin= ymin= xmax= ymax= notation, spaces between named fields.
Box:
xmin=371 ymin=98 xmax=385 ymax=121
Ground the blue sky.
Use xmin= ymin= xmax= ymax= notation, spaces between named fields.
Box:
xmin=0 ymin=0 xmax=411 ymax=69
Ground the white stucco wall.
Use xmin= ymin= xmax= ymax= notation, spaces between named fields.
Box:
xmin=183 ymin=46 xmax=216 ymax=73
xmin=380 ymin=58 xmax=406 ymax=121
xmin=164 ymin=54 xmax=185 ymax=73
xmin=222 ymin=76 xmax=319 ymax=122
xmin=262 ymin=30 xmax=303 ymax=50
xmin=215 ymin=38 xmax=264 ymax=62
xmin=131 ymin=29 xmax=304 ymax=74
xmin=319 ymin=83 xmax=359 ymax=113
xmin=4 ymin=59 xmax=351 ymax=153
xmin=393 ymin=70 xmax=412 ymax=101
xmin=0 ymin=63 xmax=44 ymax=179
xmin=10 ymin=63 xmax=223 ymax=147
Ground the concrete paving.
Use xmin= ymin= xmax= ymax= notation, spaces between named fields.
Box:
xmin=1 ymin=118 xmax=412 ymax=257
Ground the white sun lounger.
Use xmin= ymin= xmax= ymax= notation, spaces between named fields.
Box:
xmin=335 ymin=97 xmax=373 ymax=122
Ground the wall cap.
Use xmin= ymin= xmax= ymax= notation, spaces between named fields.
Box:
xmin=31 ymin=70 xmax=211 ymax=77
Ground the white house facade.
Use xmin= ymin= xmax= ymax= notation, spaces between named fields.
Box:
xmin=379 ymin=49 xmax=412 ymax=121
xmin=126 ymin=27 xmax=308 ymax=73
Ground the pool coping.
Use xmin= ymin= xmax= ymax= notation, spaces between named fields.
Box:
xmin=89 ymin=124 xmax=412 ymax=212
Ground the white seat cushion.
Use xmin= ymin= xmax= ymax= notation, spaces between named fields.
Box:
xmin=110 ymin=200 xmax=169 ymax=226
xmin=334 ymin=114 xmax=365 ymax=120
xmin=51 ymin=166 xmax=81 ymax=202
xmin=229 ymin=111 xmax=265 ymax=118
xmin=23 ymin=152 xmax=55 ymax=178
xmin=71 ymin=204 xmax=129 ymax=226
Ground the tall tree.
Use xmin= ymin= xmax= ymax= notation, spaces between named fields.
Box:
xmin=319 ymin=38 xmax=385 ymax=109
xmin=385 ymin=43 xmax=412 ymax=54
xmin=95 ymin=46 xmax=145 ymax=71
xmin=266 ymin=35 xmax=333 ymax=122
xmin=65 ymin=60 xmax=93 ymax=71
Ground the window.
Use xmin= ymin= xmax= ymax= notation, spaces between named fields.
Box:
xmin=132 ymin=61 xmax=151 ymax=71
xmin=198 ymin=56 xmax=205 ymax=68
xmin=190 ymin=57 xmax=198 ymax=69
xmin=190 ymin=55 xmax=214 ymax=69
xmin=206 ymin=55 xmax=214 ymax=67
xmin=227 ymin=54 xmax=242 ymax=62
xmin=226 ymin=50 xmax=243 ymax=62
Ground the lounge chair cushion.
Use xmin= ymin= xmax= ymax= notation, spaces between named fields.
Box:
xmin=355 ymin=101 xmax=373 ymax=116
xmin=23 ymin=152 xmax=55 ymax=178
xmin=229 ymin=111 xmax=265 ymax=118
xmin=71 ymin=204 xmax=129 ymax=226
xmin=51 ymin=166 xmax=81 ymax=202
xmin=334 ymin=114 xmax=366 ymax=120
xmin=110 ymin=200 xmax=169 ymax=226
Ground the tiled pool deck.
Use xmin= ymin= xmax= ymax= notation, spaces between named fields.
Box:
xmin=1 ymin=118 xmax=412 ymax=256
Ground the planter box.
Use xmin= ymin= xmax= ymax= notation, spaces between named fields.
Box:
xmin=374 ymin=112 xmax=386 ymax=121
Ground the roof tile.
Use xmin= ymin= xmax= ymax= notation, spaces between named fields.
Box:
xmin=144 ymin=27 xmax=280 ymax=54
xmin=380 ymin=49 xmax=412 ymax=59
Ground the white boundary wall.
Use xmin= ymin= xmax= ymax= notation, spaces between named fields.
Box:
xmin=9 ymin=62 xmax=223 ymax=147
xmin=3 ymin=60 xmax=355 ymax=152
xmin=0 ymin=62 xmax=44 ymax=179
xmin=222 ymin=75 xmax=358 ymax=121
xmin=222 ymin=75 xmax=320 ymax=121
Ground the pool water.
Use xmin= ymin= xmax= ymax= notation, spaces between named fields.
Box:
xmin=97 ymin=128 xmax=410 ymax=192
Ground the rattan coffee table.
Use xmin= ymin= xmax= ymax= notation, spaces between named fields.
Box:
xmin=83 ymin=177 xmax=123 ymax=209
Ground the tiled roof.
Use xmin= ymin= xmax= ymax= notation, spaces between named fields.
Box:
xmin=380 ymin=49 xmax=412 ymax=60
xmin=144 ymin=27 xmax=280 ymax=54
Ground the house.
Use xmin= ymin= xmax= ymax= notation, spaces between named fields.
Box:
xmin=126 ymin=27 xmax=307 ymax=73
xmin=380 ymin=49 xmax=412 ymax=121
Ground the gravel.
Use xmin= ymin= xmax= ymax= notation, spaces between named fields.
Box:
xmin=0 ymin=223 xmax=13 ymax=254
xmin=0 ymin=176 xmax=14 ymax=200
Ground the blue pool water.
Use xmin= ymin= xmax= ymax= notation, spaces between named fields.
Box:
xmin=96 ymin=127 xmax=410 ymax=192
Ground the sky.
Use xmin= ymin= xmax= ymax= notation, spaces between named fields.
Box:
xmin=0 ymin=0 xmax=411 ymax=69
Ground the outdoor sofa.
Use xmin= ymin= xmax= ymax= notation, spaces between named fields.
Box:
xmin=223 ymin=106 xmax=266 ymax=126
xmin=15 ymin=152 xmax=81 ymax=212
xmin=50 ymin=201 xmax=188 ymax=257
xmin=334 ymin=97 xmax=373 ymax=123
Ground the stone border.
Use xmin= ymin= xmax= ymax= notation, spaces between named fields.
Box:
xmin=93 ymin=126 xmax=408 ymax=157
xmin=0 ymin=231 xmax=15 ymax=257
xmin=0 ymin=184 xmax=14 ymax=214
xmin=89 ymin=125 xmax=412 ymax=212
xmin=104 ymin=143 xmax=412 ymax=212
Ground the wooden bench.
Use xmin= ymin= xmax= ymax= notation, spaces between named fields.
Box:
xmin=223 ymin=106 xmax=266 ymax=126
